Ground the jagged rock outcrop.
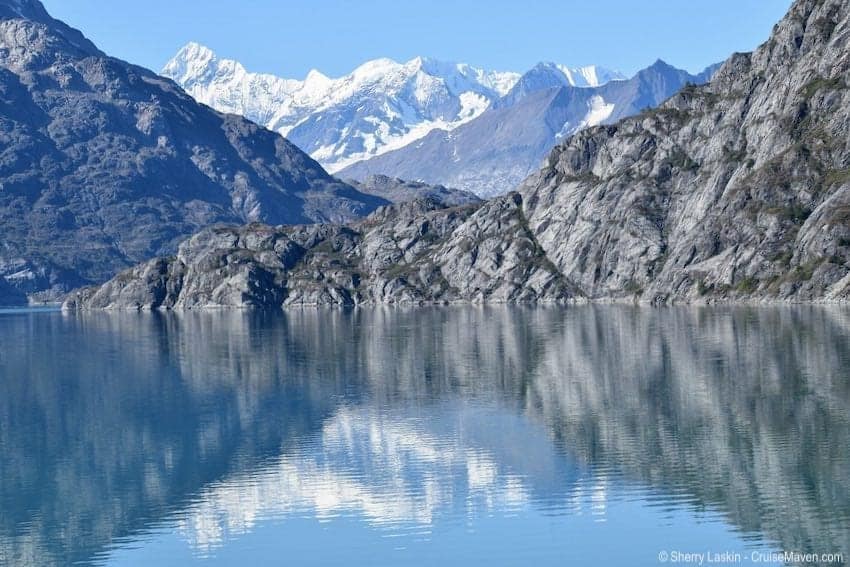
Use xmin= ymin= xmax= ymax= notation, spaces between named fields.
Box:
xmin=65 ymin=0 xmax=850 ymax=309
xmin=64 ymin=196 xmax=574 ymax=309
xmin=0 ymin=0 xmax=388 ymax=303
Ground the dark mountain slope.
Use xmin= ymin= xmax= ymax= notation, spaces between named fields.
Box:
xmin=0 ymin=0 xmax=387 ymax=302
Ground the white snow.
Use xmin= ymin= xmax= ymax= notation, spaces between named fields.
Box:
xmin=579 ymin=95 xmax=616 ymax=128
xmin=161 ymin=43 xmax=622 ymax=172
xmin=542 ymin=63 xmax=626 ymax=88
xmin=555 ymin=95 xmax=616 ymax=140
xmin=458 ymin=91 xmax=489 ymax=120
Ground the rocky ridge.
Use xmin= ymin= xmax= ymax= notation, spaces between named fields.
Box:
xmin=346 ymin=175 xmax=481 ymax=207
xmin=518 ymin=0 xmax=850 ymax=303
xmin=64 ymin=195 xmax=574 ymax=309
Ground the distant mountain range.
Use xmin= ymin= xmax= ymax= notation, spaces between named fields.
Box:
xmin=162 ymin=44 xmax=627 ymax=176
xmin=164 ymin=46 xmax=717 ymax=196
xmin=0 ymin=0 xmax=702 ymax=304
xmin=339 ymin=60 xmax=720 ymax=196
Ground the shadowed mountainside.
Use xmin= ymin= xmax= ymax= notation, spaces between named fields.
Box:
xmin=0 ymin=0 xmax=389 ymax=303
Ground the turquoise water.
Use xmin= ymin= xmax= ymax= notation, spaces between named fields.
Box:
xmin=0 ymin=306 xmax=847 ymax=566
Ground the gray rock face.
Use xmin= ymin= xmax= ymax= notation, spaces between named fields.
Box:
xmin=518 ymin=0 xmax=850 ymax=303
xmin=0 ymin=0 xmax=388 ymax=303
xmin=346 ymin=175 xmax=481 ymax=207
xmin=339 ymin=60 xmax=717 ymax=198
xmin=64 ymin=195 xmax=574 ymax=309
xmin=65 ymin=0 xmax=850 ymax=309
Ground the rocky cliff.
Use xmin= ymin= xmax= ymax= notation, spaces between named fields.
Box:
xmin=65 ymin=0 xmax=850 ymax=309
xmin=0 ymin=0 xmax=388 ymax=303
xmin=519 ymin=0 xmax=850 ymax=302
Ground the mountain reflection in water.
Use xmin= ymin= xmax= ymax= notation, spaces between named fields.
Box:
xmin=0 ymin=306 xmax=847 ymax=565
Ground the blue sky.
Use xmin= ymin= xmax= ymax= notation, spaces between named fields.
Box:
xmin=41 ymin=0 xmax=792 ymax=78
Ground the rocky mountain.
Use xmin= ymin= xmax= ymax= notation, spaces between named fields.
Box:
xmin=346 ymin=175 xmax=481 ymax=207
xmin=339 ymin=60 xmax=718 ymax=197
xmin=0 ymin=0 xmax=389 ymax=304
xmin=162 ymin=43 xmax=624 ymax=173
xmin=67 ymin=0 xmax=850 ymax=308
xmin=63 ymin=196 xmax=574 ymax=309
xmin=517 ymin=0 xmax=850 ymax=303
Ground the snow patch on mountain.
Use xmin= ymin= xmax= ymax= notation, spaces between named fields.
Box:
xmin=557 ymin=64 xmax=623 ymax=87
xmin=579 ymin=95 xmax=615 ymax=128
xmin=555 ymin=95 xmax=616 ymax=140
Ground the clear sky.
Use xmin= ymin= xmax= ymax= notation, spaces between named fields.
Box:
xmin=40 ymin=0 xmax=793 ymax=79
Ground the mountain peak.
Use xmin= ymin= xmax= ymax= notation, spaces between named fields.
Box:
xmin=648 ymin=58 xmax=675 ymax=71
xmin=304 ymin=68 xmax=330 ymax=84
xmin=496 ymin=62 xmax=625 ymax=109
xmin=0 ymin=0 xmax=102 ymax=62
xmin=167 ymin=41 xmax=217 ymax=69
xmin=521 ymin=62 xmax=624 ymax=89
xmin=631 ymin=58 xmax=690 ymax=83
xmin=161 ymin=41 xmax=223 ymax=86
xmin=349 ymin=57 xmax=404 ymax=80
xmin=0 ymin=0 xmax=48 ymax=20
xmin=0 ymin=0 xmax=388 ymax=301
xmin=406 ymin=55 xmax=430 ymax=68
xmin=177 ymin=41 xmax=216 ymax=61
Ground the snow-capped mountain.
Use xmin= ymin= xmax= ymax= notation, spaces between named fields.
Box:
xmin=339 ymin=60 xmax=719 ymax=197
xmin=496 ymin=62 xmax=625 ymax=107
xmin=162 ymin=43 xmax=624 ymax=172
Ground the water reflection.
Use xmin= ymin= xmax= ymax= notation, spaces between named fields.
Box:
xmin=0 ymin=306 xmax=848 ymax=565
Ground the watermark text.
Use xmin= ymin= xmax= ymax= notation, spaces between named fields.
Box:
xmin=656 ymin=549 xmax=844 ymax=565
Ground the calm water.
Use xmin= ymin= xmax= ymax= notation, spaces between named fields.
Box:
xmin=0 ymin=306 xmax=848 ymax=566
